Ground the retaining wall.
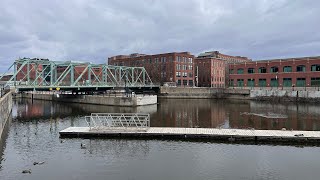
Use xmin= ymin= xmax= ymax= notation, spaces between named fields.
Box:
xmin=0 ymin=92 xmax=12 ymax=139
xmin=250 ymin=90 xmax=320 ymax=102
xmin=20 ymin=93 xmax=157 ymax=106
xmin=160 ymin=87 xmax=250 ymax=99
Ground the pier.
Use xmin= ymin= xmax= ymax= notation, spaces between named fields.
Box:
xmin=59 ymin=113 xmax=320 ymax=143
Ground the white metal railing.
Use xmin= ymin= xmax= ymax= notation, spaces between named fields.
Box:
xmin=85 ymin=113 xmax=150 ymax=131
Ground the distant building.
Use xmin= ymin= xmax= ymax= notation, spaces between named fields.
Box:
xmin=0 ymin=72 xmax=13 ymax=81
xmin=228 ymin=56 xmax=320 ymax=88
xmin=195 ymin=51 xmax=251 ymax=87
xmin=108 ymin=52 xmax=195 ymax=87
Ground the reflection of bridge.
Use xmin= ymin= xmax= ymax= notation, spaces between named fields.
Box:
xmin=0 ymin=58 xmax=158 ymax=92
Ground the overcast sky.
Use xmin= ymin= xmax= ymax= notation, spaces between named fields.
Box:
xmin=0 ymin=0 xmax=319 ymax=73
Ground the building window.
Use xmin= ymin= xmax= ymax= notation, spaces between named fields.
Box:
xmin=189 ymin=80 xmax=193 ymax=86
xmin=270 ymin=78 xmax=279 ymax=87
xmin=188 ymin=72 xmax=193 ymax=77
xmin=237 ymin=68 xmax=244 ymax=74
xmin=188 ymin=58 xmax=193 ymax=63
xmin=182 ymin=65 xmax=187 ymax=70
xmin=237 ymin=79 xmax=244 ymax=87
xmin=296 ymin=65 xmax=305 ymax=72
xmin=148 ymin=58 xmax=152 ymax=63
xmin=258 ymin=67 xmax=266 ymax=73
xmin=183 ymin=72 xmax=187 ymax=77
xmin=176 ymin=64 xmax=181 ymax=70
xmin=169 ymin=56 xmax=173 ymax=62
xmin=259 ymin=79 xmax=267 ymax=87
xmin=188 ymin=65 xmax=193 ymax=70
xmin=311 ymin=65 xmax=320 ymax=71
xmin=270 ymin=66 xmax=279 ymax=73
xmin=283 ymin=66 xmax=292 ymax=72
xmin=176 ymin=56 xmax=181 ymax=62
xmin=155 ymin=58 xmax=159 ymax=63
xmin=161 ymin=72 xmax=166 ymax=78
xmin=229 ymin=79 xmax=234 ymax=87
xmin=311 ymin=77 xmax=320 ymax=86
xmin=247 ymin=79 xmax=255 ymax=87
xmin=181 ymin=57 xmax=185 ymax=63
xmin=247 ymin=68 xmax=255 ymax=74
xmin=296 ymin=78 xmax=306 ymax=87
xmin=283 ymin=78 xmax=292 ymax=87
xmin=176 ymin=72 xmax=181 ymax=77
xmin=183 ymin=80 xmax=188 ymax=85
xmin=177 ymin=80 xmax=181 ymax=86
xmin=229 ymin=69 xmax=234 ymax=74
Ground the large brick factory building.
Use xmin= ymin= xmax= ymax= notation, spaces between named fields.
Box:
xmin=229 ymin=56 xmax=320 ymax=88
xmin=108 ymin=52 xmax=195 ymax=87
xmin=195 ymin=51 xmax=251 ymax=87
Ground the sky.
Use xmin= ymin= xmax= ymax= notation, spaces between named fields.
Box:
xmin=0 ymin=0 xmax=319 ymax=73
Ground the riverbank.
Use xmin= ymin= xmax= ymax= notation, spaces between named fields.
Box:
xmin=159 ymin=87 xmax=320 ymax=102
xmin=0 ymin=91 xmax=12 ymax=139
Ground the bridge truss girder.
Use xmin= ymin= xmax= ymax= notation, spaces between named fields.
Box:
xmin=0 ymin=58 xmax=154 ymax=90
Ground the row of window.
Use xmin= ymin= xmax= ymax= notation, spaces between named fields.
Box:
xmin=230 ymin=77 xmax=320 ymax=87
xmin=176 ymin=64 xmax=193 ymax=70
xmin=177 ymin=80 xmax=194 ymax=86
xmin=114 ymin=56 xmax=193 ymax=66
xmin=176 ymin=72 xmax=193 ymax=78
xmin=231 ymin=65 xmax=320 ymax=74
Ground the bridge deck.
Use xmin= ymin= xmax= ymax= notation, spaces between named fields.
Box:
xmin=59 ymin=127 xmax=320 ymax=143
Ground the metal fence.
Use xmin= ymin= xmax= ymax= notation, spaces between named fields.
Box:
xmin=85 ymin=113 xmax=150 ymax=131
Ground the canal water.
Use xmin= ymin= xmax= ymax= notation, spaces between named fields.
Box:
xmin=1 ymin=98 xmax=320 ymax=180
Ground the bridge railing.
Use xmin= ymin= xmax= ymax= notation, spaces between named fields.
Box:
xmin=85 ymin=113 xmax=150 ymax=131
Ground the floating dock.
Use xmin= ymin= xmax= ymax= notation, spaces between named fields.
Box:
xmin=59 ymin=127 xmax=320 ymax=143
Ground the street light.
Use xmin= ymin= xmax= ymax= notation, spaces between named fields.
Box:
xmin=275 ymin=75 xmax=278 ymax=90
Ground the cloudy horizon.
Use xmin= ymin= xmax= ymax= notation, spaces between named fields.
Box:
xmin=0 ymin=0 xmax=319 ymax=73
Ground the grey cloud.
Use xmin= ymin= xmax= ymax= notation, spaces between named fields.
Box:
xmin=0 ymin=0 xmax=319 ymax=73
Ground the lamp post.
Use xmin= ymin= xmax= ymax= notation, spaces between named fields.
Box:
xmin=275 ymin=75 xmax=278 ymax=90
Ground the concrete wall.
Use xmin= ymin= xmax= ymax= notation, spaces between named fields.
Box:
xmin=160 ymin=87 xmax=250 ymax=99
xmin=20 ymin=93 xmax=157 ymax=106
xmin=0 ymin=92 xmax=12 ymax=139
xmin=250 ymin=89 xmax=320 ymax=102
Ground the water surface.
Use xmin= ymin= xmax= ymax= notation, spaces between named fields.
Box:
xmin=1 ymin=98 xmax=320 ymax=180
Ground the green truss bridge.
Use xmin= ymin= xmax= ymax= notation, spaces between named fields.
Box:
xmin=0 ymin=58 xmax=158 ymax=92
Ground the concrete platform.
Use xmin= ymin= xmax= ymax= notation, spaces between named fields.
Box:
xmin=59 ymin=127 xmax=320 ymax=143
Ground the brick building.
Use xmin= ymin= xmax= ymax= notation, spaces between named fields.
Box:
xmin=0 ymin=73 xmax=13 ymax=81
xmin=108 ymin=52 xmax=195 ymax=87
xmin=229 ymin=56 xmax=320 ymax=88
xmin=195 ymin=51 xmax=251 ymax=87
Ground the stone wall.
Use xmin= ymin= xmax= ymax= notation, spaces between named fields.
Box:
xmin=250 ymin=89 xmax=320 ymax=102
xmin=0 ymin=92 xmax=12 ymax=139
xmin=20 ymin=93 xmax=157 ymax=106
xmin=160 ymin=87 xmax=250 ymax=99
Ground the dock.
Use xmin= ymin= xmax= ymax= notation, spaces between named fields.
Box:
xmin=59 ymin=127 xmax=320 ymax=143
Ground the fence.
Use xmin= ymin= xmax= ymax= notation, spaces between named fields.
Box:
xmin=85 ymin=113 xmax=150 ymax=131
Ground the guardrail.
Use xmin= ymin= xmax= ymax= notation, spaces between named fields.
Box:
xmin=85 ymin=113 xmax=150 ymax=131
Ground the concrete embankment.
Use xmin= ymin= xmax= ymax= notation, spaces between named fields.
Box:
xmin=159 ymin=87 xmax=250 ymax=99
xmin=160 ymin=87 xmax=320 ymax=102
xmin=0 ymin=92 xmax=12 ymax=139
xmin=16 ymin=93 xmax=157 ymax=106
xmin=250 ymin=89 xmax=320 ymax=102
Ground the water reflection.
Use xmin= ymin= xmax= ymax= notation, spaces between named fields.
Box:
xmin=12 ymin=98 xmax=320 ymax=131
